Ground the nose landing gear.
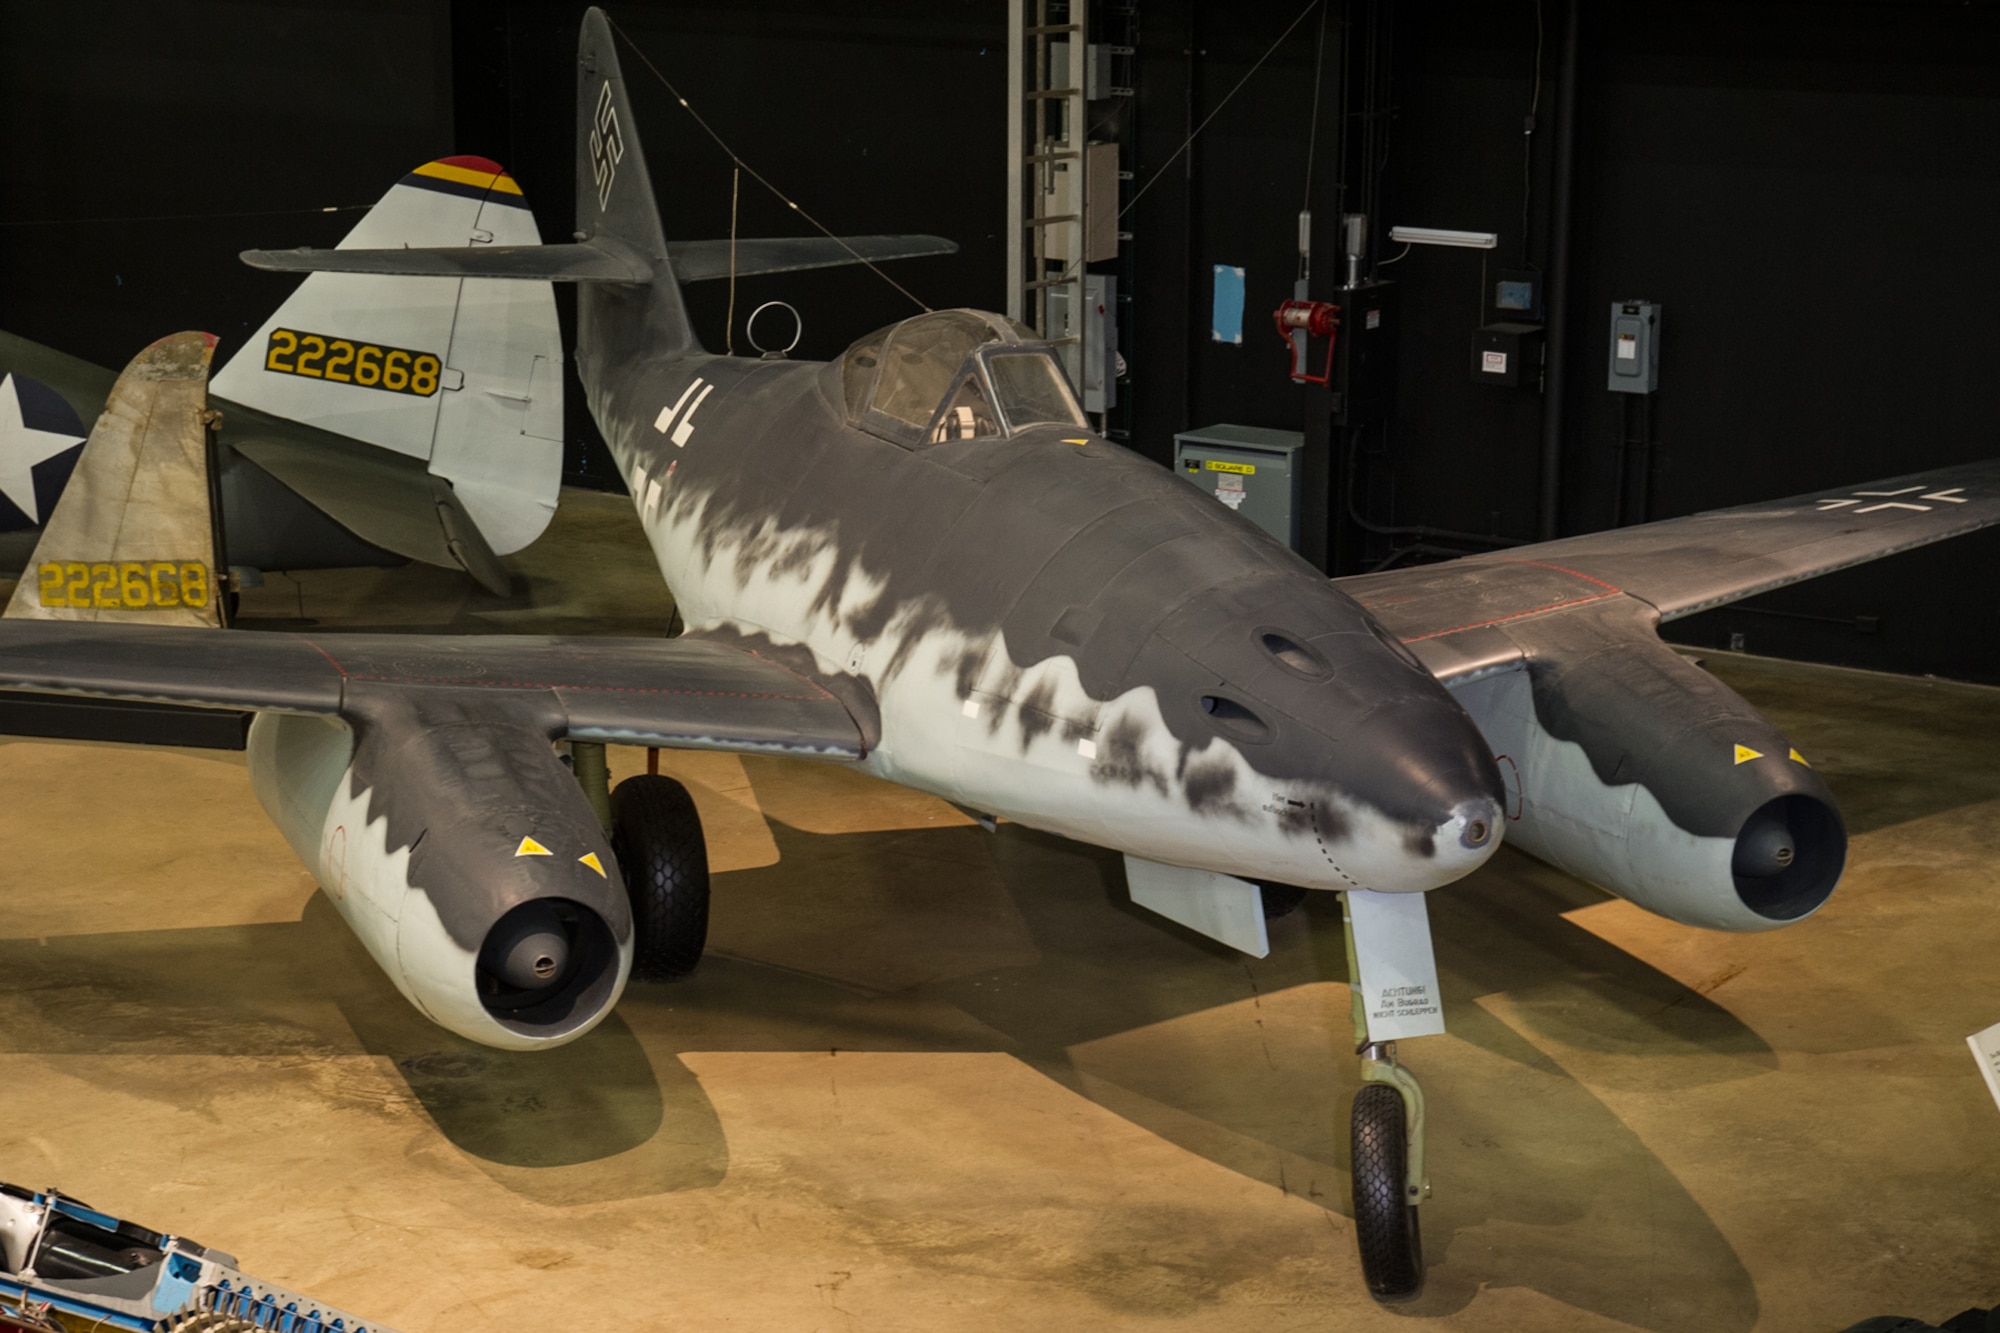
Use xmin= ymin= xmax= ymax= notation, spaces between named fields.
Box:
xmin=1342 ymin=892 xmax=1430 ymax=1303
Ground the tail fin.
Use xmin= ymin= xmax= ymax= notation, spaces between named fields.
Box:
xmin=574 ymin=6 xmax=700 ymax=361
xmin=212 ymin=157 xmax=564 ymax=556
xmin=5 ymin=332 xmax=225 ymax=628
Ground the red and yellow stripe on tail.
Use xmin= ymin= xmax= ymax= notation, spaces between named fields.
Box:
xmin=399 ymin=156 xmax=530 ymax=209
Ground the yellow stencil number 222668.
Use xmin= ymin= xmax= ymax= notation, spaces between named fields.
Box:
xmin=37 ymin=561 xmax=211 ymax=610
xmin=264 ymin=328 xmax=441 ymax=398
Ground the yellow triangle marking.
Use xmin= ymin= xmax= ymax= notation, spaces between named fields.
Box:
xmin=1789 ymin=748 xmax=1810 ymax=767
xmin=514 ymin=836 xmax=552 ymax=857
xmin=578 ymin=851 xmax=607 ymax=877
xmin=1733 ymin=744 xmax=1764 ymax=765
xmin=1063 ymin=437 xmax=1089 ymax=446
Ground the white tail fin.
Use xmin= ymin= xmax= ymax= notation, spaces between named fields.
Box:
xmin=5 ymin=332 xmax=225 ymax=627
xmin=212 ymin=158 xmax=564 ymax=555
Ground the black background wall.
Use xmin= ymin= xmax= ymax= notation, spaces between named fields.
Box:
xmin=3 ymin=1 xmax=1996 ymax=680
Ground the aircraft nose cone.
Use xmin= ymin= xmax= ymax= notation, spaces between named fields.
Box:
xmin=1448 ymin=795 xmax=1500 ymax=853
xmin=1388 ymin=722 xmax=1506 ymax=863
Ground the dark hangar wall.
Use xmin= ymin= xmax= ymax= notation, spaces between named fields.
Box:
xmin=3 ymin=2 xmax=1996 ymax=682
xmin=1129 ymin=0 xmax=2000 ymax=684
xmin=1376 ymin=2 xmax=2000 ymax=683
xmin=0 ymin=0 xmax=455 ymax=367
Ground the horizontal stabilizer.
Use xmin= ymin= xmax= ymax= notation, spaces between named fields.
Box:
xmin=242 ymin=238 xmax=651 ymax=282
xmin=669 ymin=234 xmax=958 ymax=282
xmin=242 ymin=234 xmax=958 ymax=285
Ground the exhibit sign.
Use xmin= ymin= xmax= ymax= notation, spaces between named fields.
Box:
xmin=1968 ymin=1019 xmax=2000 ymax=1113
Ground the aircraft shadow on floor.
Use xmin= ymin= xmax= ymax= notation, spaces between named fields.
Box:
xmin=689 ymin=817 xmax=1762 ymax=1331
xmin=0 ymin=813 xmax=1788 ymax=1329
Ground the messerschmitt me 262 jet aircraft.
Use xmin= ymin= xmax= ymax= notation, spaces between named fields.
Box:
xmin=2 ymin=7 xmax=1997 ymax=1303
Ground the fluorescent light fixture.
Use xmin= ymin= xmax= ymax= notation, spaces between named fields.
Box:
xmin=1388 ymin=225 xmax=1499 ymax=250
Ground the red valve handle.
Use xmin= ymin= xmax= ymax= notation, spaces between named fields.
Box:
xmin=1273 ymin=299 xmax=1341 ymax=385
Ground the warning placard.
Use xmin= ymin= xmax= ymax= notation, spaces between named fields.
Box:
xmin=1968 ymin=1019 xmax=2000 ymax=1114
xmin=1348 ymin=889 xmax=1446 ymax=1042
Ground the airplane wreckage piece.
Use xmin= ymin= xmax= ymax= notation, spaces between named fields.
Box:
xmin=3 ymin=7 xmax=2000 ymax=1302
xmin=0 ymin=1181 xmax=399 ymax=1333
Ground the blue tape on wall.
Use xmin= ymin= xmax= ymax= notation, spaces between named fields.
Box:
xmin=1211 ymin=265 xmax=1246 ymax=344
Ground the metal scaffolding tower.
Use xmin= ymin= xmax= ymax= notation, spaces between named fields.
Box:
xmin=1006 ymin=0 xmax=1088 ymax=378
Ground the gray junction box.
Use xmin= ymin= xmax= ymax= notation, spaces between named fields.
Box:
xmin=1608 ymin=300 xmax=1662 ymax=393
xmin=1172 ymin=424 xmax=1306 ymax=552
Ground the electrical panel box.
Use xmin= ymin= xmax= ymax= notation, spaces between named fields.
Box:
xmin=1048 ymin=41 xmax=1114 ymax=99
xmin=1608 ymin=300 xmax=1661 ymax=393
xmin=1041 ymin=141 xmax=1120 ymax=264
xmin=1472 ymin=322 xmax=1544 ymax=389
xmin=1046 ymin=274 xmax=1118 ymax=414
xmin=1173 ymin=425 xmax=1306 ymax=552
xmin=1330 ymin=280 xmax=1397 ymax=426
xmin=1488 ymin=268 xmax=1543 ymax=323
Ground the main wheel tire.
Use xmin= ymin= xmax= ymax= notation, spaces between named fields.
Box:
xmin=1351 ymin=1082 xmax=1425 ymax=1302
xmin=610 ymin=775 xmax=710 ymax=980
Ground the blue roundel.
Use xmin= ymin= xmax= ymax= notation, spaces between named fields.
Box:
xmin=0 ymin=373 xmax=88 ymax=532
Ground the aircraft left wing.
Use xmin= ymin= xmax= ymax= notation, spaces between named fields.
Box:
xmin=0 ymin=622 xmax=864 ymax=757
xmin=1337 ymin=458 xmax=2000 ymax=681
xmin=1334 ymin=458 xmax=2000 ymax=935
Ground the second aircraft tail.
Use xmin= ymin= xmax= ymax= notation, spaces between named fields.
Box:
xmin=213 ymin=156 xmax=566 ymax=556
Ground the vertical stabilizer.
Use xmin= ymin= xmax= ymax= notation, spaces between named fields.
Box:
xmin=575 ymin=6 xmax=699 ymax=383
xmin=212 ymin=157 xmax=565 ymax=556
xmin=5 ymin=332 xmax=225 ymax=627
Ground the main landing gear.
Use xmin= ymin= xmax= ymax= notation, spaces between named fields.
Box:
xmin=570 ymin=743 xmax=712 ymax=980
xmin=1340 ymin=891 xmax=1429 ymax=1303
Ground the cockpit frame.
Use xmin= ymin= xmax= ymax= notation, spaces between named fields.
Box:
xmin=837 ymin=309 xmax=1087 ymax=449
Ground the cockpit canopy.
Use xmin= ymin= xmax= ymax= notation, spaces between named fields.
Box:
xmin=839 ymin=309 xmax=1088 ymax=446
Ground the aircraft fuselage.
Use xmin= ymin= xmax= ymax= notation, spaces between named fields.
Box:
xmin=584 ymin=341 xmax=1505 ymax=896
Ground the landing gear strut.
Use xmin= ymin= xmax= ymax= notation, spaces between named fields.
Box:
xmin=1341 ymin=891 xmax=1429 ymax=1302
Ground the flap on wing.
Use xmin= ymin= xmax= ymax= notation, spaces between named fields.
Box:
xmin=0 ymin=625 xmax=867 ymax=758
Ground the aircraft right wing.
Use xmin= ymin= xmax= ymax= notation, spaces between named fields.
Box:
xmin=0 ymin=621 xmax=865 ymax=758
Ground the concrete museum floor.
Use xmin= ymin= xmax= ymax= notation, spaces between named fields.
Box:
xmin=0 ymin=489 xmax=1996 ymax=1332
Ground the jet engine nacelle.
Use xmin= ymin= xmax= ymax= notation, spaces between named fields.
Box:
xmin=1450 ymin=617 xmax=1846 ymax=932
xmin=248 ymin=688 xmax=632 ymax=1049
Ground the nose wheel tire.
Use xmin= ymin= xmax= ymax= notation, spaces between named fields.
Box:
xmin=1351 ymin=1082 xmax=1425 ymax=1302
xmin=610 ymin=775 xmax=710 ymax=980
xmin=1257 ymin=882 xmax=1310 ymax=919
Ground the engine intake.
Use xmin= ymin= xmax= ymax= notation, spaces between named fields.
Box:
xmin=477 ymin=897 xmax=621 ymax=1032
xmin=1731 ymin=793 xmax=1843 ymax=922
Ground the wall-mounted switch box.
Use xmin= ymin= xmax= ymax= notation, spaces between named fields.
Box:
xmin=1472 ymin=322 xmax=1543 ymax=389
xmin=1608 ymin=300 xmax=1661 ymax=394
